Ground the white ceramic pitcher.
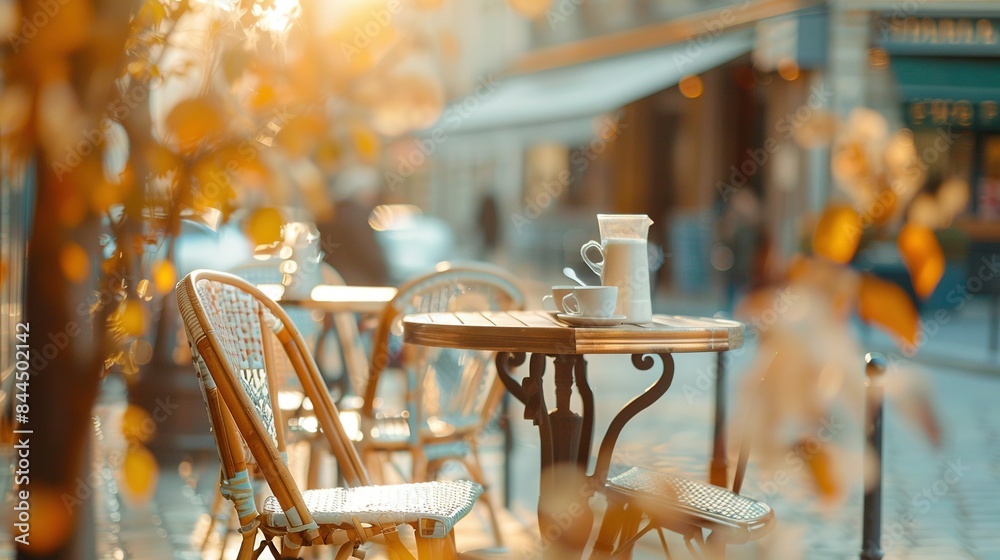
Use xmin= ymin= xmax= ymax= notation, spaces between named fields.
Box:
xmin=580 ymin=214 xmax=654 ymax=323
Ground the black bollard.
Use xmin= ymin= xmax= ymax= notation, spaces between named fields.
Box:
xmin=861 ymin=352 xmax=887 ymax=560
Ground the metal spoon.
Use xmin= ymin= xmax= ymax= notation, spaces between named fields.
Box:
xmin=563 ymin=267 xmax=589 ymax=287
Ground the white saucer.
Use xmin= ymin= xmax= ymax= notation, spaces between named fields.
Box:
xmin=556 ymin=313 xmax=627 ymax=327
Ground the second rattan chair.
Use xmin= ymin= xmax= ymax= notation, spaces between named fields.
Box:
xmin=357 ymin=262 xmax=526 ymax=547
xmin=176 ymin=270 xmax=482 ymax=559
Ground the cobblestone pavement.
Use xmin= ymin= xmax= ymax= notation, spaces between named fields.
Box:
xmin=2 ymin=304 xmax=999 ymax=559
xmin=506 ymin=346 xmax=1000 ymax=559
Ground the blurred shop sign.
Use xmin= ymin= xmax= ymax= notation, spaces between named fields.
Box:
xmin=906 ymin=99 xmax=1000 ymax=130
xmin=875 ymin=14 xmax=1000 ymax=56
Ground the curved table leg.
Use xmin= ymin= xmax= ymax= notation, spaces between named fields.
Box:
xmin=574 ymin=355 xmax=595 ymax=470
xmin=591 ymin=353 xmax=676 ymax=485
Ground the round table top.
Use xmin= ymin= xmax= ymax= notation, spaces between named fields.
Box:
xmin=402 ymin=310 xmax=744 ymax=354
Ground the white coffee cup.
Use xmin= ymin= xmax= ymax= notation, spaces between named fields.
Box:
xmin=541 ymin=286 xmax=579 ymax=313
xmin=558 ymin=286 xmax=618 ymax=317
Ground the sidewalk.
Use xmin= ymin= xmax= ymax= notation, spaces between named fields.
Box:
xmin=2 ymin=291 xmax=997 ymax=559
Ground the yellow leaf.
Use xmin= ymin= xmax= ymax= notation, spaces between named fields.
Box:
xmin=351 ymin=124 xmax=381 ymax=164
xmin=276 ymin=115 xmax=327 ymax=158
xmin=60 ymin=243 xmax=90 ymax=283
xmin=246 ymin=208 xmax=283 ymax=246
xmin=858 ymin=274 xmax=919 ymax=346
xmin=122 ymin=404 xmax=155 ymax=444
xmin=898 ymin=224 xmax=945 ymax=299
xmin=151 ymin=260 xmax=176 ymax=294
xmin=122 ymin=445 xmax=159 ymax=504
xmin=812 ymin=206 xmax=861 ymax=264
xmin=799 ymin=443 xmax=842 ymax=502
xmin=118 ymin=300 xmax=146 ymax=336
xmin=166 ymin=98 xmax=224 ymax=154
xmin=145 ymin=143 xmax=180 ymax=176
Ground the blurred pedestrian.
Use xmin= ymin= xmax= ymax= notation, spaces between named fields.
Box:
xmin=316 ymin=165 xmax=389 ymax=286
xmin=477 ymin=193 xmax=500 ymax=257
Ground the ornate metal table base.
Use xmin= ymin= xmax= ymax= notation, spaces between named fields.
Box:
xmin=496 ymin=352 xmax=676 ymax=558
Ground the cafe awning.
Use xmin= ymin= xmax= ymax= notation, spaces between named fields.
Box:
xmin=890 ymin=57 xmax=1000 ymax=103
xmin=442 ymin=29 xmax=754 ymax=136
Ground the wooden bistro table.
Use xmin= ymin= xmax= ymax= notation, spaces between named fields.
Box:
xmin=403 ymin=310 xmax=744 ymax=558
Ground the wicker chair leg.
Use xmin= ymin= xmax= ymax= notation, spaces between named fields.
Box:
xmin=236 ymin=529 xmax=257 ymax=560
xmin=704 ymin=532 xmax=725 ymax=560
xmin=615 ymin=504 xmax=645 ymax=560
xmin=415 ymin=534 xmax=456 ymax=560
xmin=592 ymin=500 xmax=627 ymax=559
xmin=202 ymin=485 xmax=225 ymax=552
xmin=280 ymin=539 xmax=304 ymax=559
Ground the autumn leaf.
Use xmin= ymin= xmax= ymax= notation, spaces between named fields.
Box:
xmin=151 ymin=260 xmax=176 ymax=294
xmin=165 ymin=97 xmax=224 ymax=155
xmin=813 ymin=206 xmax=861 ymax=264
xmin=897 ymin=224 xmax=945 ymax=299
xmin=245 ymin=207 xmax=283 ymax=246
xmin=858 ymin=273 xmax=919 ymax=346
xmin=60 ymin=243 xmax=90 ymax=283
xmin=117 ymin=299 xmax=146 ymax=336
xmin=276 ymin=115 xmax=327 ymax=158
xmin=798 ymin=442 xmax=842 ymax=502
xmin=121 ymin=445 xmax=159 ymax=504
xmin=122 ymin=404 xmax=155 ymax=443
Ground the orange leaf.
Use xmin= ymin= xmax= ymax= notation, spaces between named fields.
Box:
xmin=122 ymin=445 xmax=159 ymax=504
xmin=118 ymin=300 xmax=146 ymax=336
xmin=245 ymin=207 xmax=283 ymax=246
xmin=151 ymin=260 xmax=176 ymax=294
xmin=166 ymin=98 xmax=223 ymax=154
xmin=59 ymin=243 xmax=90 ymax=283
xmin=813 ymin=206 xmax=862 ymax=264
xmin=122 ymin=404 xmax=155 ymax=444
xmin=858 ymin=274 xmax=919 ymax=346
xmin=801 ymin=443 xmax=842 ymax=502
xmin=897 ymin=224 xmax=945 ymax=299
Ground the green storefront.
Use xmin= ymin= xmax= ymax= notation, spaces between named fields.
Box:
xmin=877 ymin=13 xmax=1000 ymax=346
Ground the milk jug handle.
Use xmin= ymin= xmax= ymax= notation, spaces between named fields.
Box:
xmin=581 ymin=240 xmax=604 ymax=276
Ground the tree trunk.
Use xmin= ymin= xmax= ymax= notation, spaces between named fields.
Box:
xmin=19 ymin=160 xmax=104 ymax=559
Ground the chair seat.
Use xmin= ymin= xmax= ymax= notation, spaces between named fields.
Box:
xmin=604 ymin=467 xmax=774 ymax=541
xmin=261 ymin=480 xmax=483 ymax=537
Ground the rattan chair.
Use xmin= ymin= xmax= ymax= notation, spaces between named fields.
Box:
xmin=358 ymin=262 xmax=525 ymax=546
xmin=176 ymin=270 xmax=482 ymax=559
xmin=591 ymin=362 xmax=776 ymax=560
xmin=199 ymin=261 xmax=367 ymax=555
